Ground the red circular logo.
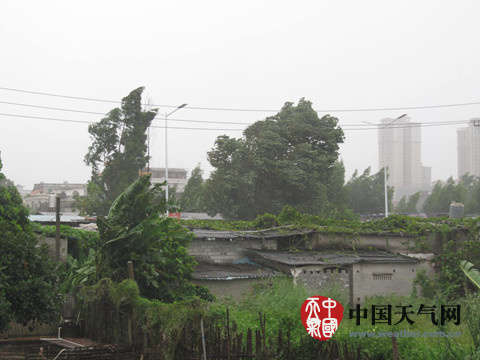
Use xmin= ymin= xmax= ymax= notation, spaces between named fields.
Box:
xmin=300 ymin=296 xmax=344 ymax=341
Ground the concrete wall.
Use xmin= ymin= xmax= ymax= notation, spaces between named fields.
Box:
xmin=39 ymin=236 xmax=68 ymax=264
xmin=190 ymin=238 xmax=277 ymax=264
xmin=309 ymin=233 xmax=439 ymax=253
xmin=292 ymin=265 xmax=350 ymax=295
xmin=351 ymin=261 xmax=433 ymax=305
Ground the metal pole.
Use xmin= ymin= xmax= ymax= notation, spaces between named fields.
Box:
xmin=164 ymin=104 xmax=187 ymax=215
xmin=382 ymin=114 xmax=407 ymax=218
xmin=147 ymin=127 xmax=150 ymax=173
xmin=165 ymin=112 xmax=169 ymax=214
xmin=55 ymin=196 xmax=60 ymax=262
xmin=200 ymin=318 xmax=207 ymax=360
xmin=384 ymin=128 xmax=389 ymax=218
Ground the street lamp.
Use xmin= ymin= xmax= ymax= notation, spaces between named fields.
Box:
xmin=380 ymin=114 xmax=407 ymax=218
xmin=165 ymin=103 xmax=187 ymax=214
xmin=362 ymin=113 xmax=407 ymax=218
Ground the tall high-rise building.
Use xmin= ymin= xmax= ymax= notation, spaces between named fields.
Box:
xmin=378 ymin=116 xmax=431 ymax=201
xmin=457 ymin=118 xmax=480 ymax=178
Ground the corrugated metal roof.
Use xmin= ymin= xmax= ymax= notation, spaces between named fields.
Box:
xmin=250 ymin=250 xmax=419 ymax=267
xmin=29 ymin=215 xmax=88 ymax=223
xmin=181 ymin=212 xmax=225 ymax=220
xmin=193 ymin=263 xmax=281 ymax=280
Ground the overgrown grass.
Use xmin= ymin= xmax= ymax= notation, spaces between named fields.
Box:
xmin=212 ymin=279 xmax=480 ymax=360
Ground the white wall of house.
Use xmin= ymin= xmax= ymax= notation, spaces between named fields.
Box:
xmin=351 ymin=261 xmax=433 ymax=305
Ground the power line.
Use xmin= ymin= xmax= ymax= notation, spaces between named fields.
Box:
xmin=0 ymin=98 xmax=475 ymax=128
xmin=352 ymin=121 xmax=470 ymax=131
xmin=0 ymin=111 xmax=471 ymax=132
xmin=0 ymin=112 xmax=246 ymax=131
xmin=0 ymin=99 xmax=253 ymax=124
xmin=315 ymin=102 xmax=480 ymax=113
xmin=0 ymin=100 xmax=107 ymax=115
xmin=2 ymin=85 xmax=480 ymax=113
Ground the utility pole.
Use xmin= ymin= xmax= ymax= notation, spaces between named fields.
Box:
xmin=55 ymin=196 xmax=61 ymax=262
xmin=165 ymin=103 xmax=187 ymax=215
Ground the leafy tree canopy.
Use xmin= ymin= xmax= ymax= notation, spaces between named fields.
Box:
xmin=345 ymin=167 xmax=394 ymax=215
xmin=422 ymin=177 xmax=467 ymax=213
xmin=0 ymin=158 xmax=30 ymax=233
xmin=0 ymin=157 xmax=61 ymax=331
xmin=205 ymin=99 xmax=345 ymax=220
xmin=395 ymin=191 xmax=421 ymax=214
xmin=82 ymin=87 xmax=157 ymax=215
xmin=179 ymin=164 xmax=206 ymax=212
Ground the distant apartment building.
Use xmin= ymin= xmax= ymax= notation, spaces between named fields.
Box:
xmin=378 ymin=117 xmax=431 ymax=201
xmin=457 ymin=118 xmax=480 ymax=178
xmin=140 ymin=167 xmax=188 ymax=193
xmin=23 ymin=181 xmax=86 ymax=213
xmin=32 ymin=181 xmax=87 ymax=197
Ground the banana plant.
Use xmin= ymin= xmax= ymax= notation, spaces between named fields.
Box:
xmin=460 ymin=260 xmax=480 ymax=289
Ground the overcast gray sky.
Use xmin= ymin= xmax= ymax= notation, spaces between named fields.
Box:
xmin=1 ymin=0 xmax=480 ymax=189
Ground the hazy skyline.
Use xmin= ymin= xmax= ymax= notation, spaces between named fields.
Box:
xmin=1 ymin=1 xmax=480 ymax=189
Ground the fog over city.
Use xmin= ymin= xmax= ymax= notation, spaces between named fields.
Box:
xmin=1 ymin=0 xmax=480 ymax=189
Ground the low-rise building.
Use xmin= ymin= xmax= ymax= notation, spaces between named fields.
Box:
xmin=23 ymin=181 xmax=86 ymax=213
xmin=140 ymin=167 xmax=188 ymax=193
xmin=249 ymin=250 xmax=433 ymax=305
xmin=192 ymin=263 xmax=281 ymax=299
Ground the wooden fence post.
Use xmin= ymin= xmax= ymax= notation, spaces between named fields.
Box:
xmin=126 ymin=261 xmax=135 ymax=346
xmin=127 ymin=261 xmax=135 ymax=281
xmin=227 ymin=308 xmax=231 ymax=360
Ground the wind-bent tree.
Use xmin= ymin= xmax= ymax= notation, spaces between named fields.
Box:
xmin=395 ymin=191 xmax=421 ymax=214
xmin=179 ymin=165 xmax=206 ymax=212
xmin=205 ymin=99 xmax=345 ymax=219
xmin=346 ymin=167 xmax=394 ymax=215
xmin=83 ymin=87 xmax=157 ymax=215
xmin=0 ymin=157 xmax=61 ymax=331
xmin=422 ymin=177 xmax=467 ymax=213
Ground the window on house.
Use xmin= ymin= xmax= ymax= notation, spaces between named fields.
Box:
xmin=373 ymin=273 xmax=392 ymax=280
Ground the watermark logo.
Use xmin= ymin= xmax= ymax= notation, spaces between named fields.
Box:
xmin=300 ymin=296 xmax=344 ymax=341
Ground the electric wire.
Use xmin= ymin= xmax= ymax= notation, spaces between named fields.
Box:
xmin=0 ymin=112 xmax=246 ymax=131
xmin=0 ymin=100 xmax=107 ymax=116
xmin=0 ymin=99 xmax=254 ymax=125
xmin=0 ymin=99 xmax=475 ymax=128
xmin=2 ymin=85 xmax=480 ymax=113
xmin=0 ymin=112 xmax=471 ymax=132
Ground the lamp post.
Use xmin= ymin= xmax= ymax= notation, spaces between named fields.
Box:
xmin=381 ymin=114 xmax=407 ymax=218
xmin=165 ymin=103 xmax=187 ymax=214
